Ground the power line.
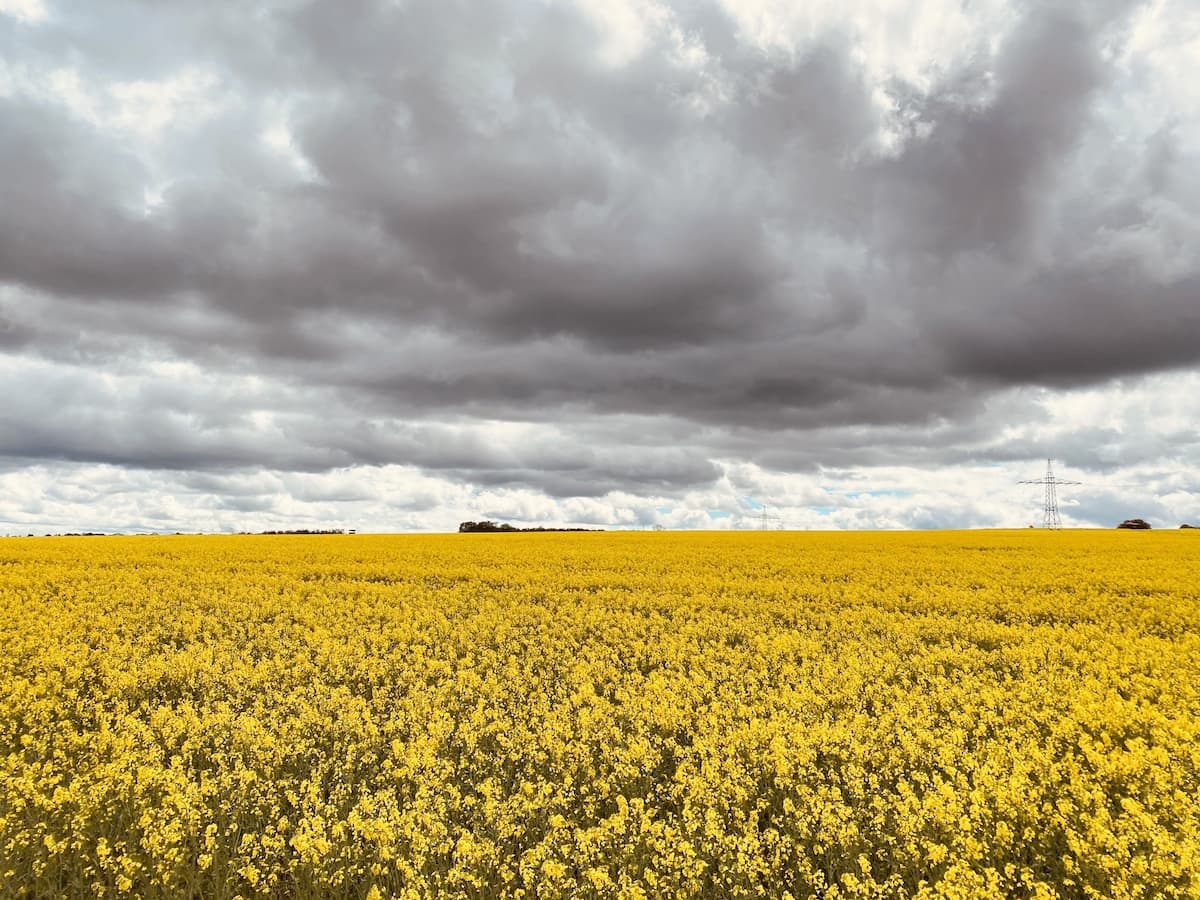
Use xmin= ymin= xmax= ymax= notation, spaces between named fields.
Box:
xmin=1019 ymin=458 xmax=1081 ymax=529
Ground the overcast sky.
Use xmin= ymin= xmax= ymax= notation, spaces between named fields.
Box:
xmin=1 ymin=0 xmax=1197 ymax=533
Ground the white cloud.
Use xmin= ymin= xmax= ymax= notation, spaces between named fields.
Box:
xmin=109 ymin=68 xmax=227 ymax=136
xmin=719 ymin=0 xmax=1015 ymax=82
xmin=570 ymin=0 xmax=673 ymax=66
xmin=0 ymin=0 xmax=48 ymax=25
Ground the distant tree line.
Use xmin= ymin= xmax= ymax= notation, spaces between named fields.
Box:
xmin=458 ymin=521 xmax=601 ymax=533
xmin=250 ymin=529 xmax=351 ymax=535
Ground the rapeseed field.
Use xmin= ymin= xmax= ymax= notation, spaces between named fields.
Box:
xmin=1 ymin=531 xmax=1197 ymax=899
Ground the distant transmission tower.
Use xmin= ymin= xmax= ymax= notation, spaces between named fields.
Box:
xmin=758 ymin=504 xmax=782 ymax=531
xmin=1019 ymin=459 xmax=1081 ymax=529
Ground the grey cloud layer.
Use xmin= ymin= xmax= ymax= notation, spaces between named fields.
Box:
xmin=1 ymin=0 xmax=1197 ymax=514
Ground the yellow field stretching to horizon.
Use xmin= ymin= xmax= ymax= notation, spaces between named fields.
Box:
xmin=1 ymin=531 xmax=1198 ymax=899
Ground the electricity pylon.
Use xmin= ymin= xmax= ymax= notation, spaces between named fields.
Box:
xmin=1019 ymin=459 xmax=1081 ymax=529
xmin=759 ymin=505 xmax=782 ymax=531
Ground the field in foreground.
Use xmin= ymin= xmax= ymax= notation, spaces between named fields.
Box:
xmin=1 ymin=531 xmax=1198 ymax=899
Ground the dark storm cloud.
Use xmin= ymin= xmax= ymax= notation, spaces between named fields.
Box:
xmin=941 ymin=270 xmax=1200 ymax=383
xmin=875 ymin=8 xmax=1109 ymax=258
xmin=0 ymin=96 xmax=176 ymax=300
xmin=0 ymin=0 xmax=1197 ymax=505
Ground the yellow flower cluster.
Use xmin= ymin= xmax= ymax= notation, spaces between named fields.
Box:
xmin=1 ymin=530 xmax=1197 ymax=898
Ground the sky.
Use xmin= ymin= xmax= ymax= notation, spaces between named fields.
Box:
xmin=0 ymin=0 xmax=1197 ymax=533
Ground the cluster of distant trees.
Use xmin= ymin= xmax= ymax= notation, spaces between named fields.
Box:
xmin=251 ymin=529 xmax=353 ymax=535
xmin=458 ymin=521 xmax=601 ymax=533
